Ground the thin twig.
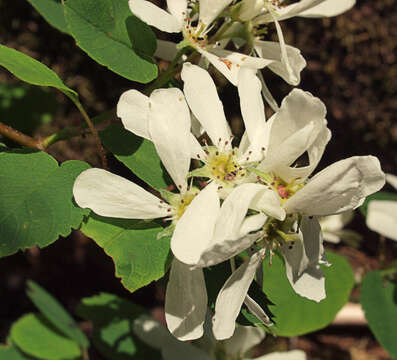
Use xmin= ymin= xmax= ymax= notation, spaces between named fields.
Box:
xmin=0 ymin=122 xmax=44 ymax=150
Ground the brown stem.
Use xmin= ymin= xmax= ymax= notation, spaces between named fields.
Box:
xmin=0 ymin=122 xmax=44 ymax=150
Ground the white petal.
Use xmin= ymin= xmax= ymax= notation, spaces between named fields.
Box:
xmin=73 ymin=168 xmax=168 ymax=219
xmin=201 ymin=48 xmax=273 ymax=86
xmin=273 ymin=0 xmax=325 ymax=21
xmin=257 ymin=71 xmax=280 ymax=112
xmin=117 ymin=89 xmax=151 ymax=140
xmin=166 ymin=0 xmax=187 ymax=25
xmin=320 ymin=211 xmax=354 ymax=232
xmin=254 ymin=40 xmax=306 ymax=86
xmin=171 ymin=182 xmax=220 ymax=265
xmin=250 ymin=187 xmax=286 ymax=220
xmin=148 ymin=88 xmax=191 ymax=192
xmin=299 ymin=0 xmax=355 ymax=18
xmin=181 ymin=63 xmax=232 ymax=147
xmin=287 ymin=265 xmax=326 ymax=302
xmin=366 ymin=200 xmax=397 ymax=241
xmin=244 ymin=295 xmax=272 ymax=326
xmin=223 ymin=324 xmax=265 ymax=357
xmin=238 ymin=0 xmax=266 ymax=21
xmin=129 ymin=0 xmax=182 ymax=32
xmin=301 ymin=217 xmax=324 ymax=268
xmin=284 ymin=156 xmax=386 ymax=216
xmin=155 ymin=39 xmax=178 ymax=61
xmin=165 ymin=259 xmax=207 ymax=340
xmin=199 ymin=0 xmax=233 ymax=27
xmin=386 ymin=173 xmax=397 ymax=190
xmin=255 ymin=350 xmax=307 ymax=360
xmin=212 ymin=251 xmax=263 ymax=340
xmin=237 ymin=67 xmax=267 ymax=147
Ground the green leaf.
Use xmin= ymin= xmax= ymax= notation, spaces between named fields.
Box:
xmin=0 ymin=342 xmax=35 ymax=360
xmin=360 ymin=191 xmax=397 ymax=217
xmin=81 ymin=214 xmax=172 ymax=293
xmin=0 ymin=45 xmax=77 ymax=99
xmin=0 ymin=150 xmax=90 ymax=257
xmin=11 ymin=313 xmax=81 ymax=360
xmin=27 ymin=0 xmax=69 ymax=34
xmin=0 ymin=83 xmax=56 ymax=136
xmin=100 ymin=124 xmax=171 ymax=190
xmin=76 ymin=293 xmax=159 ymax=360
xmin=261 ymin=251 xmax=354 ymax=336
xmin=64 ymin=0 xmax=158 ymax=83
xmin=361 ymin=271 xmax=397 ymax=358
xmin=26 ymin=280 xmax=89 ymax=348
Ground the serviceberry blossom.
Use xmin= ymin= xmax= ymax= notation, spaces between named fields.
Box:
xmin=129 ymin=0 xmax=306 ymax=87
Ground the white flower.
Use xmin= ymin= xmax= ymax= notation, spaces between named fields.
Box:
xmin=319 ymin=211 xmax=355 ymax=244
xmin=132 ymin=314 xmax=306 ymax=360
xmin=130 ymin=0 xmax=306 ymax=87
xmin=366 ymin=174 xmax=397 ymax=241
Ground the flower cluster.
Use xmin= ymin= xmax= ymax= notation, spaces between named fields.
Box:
xmin=73 ymin=0 xmax=385 ymax=351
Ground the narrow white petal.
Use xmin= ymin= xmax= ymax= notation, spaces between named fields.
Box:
xmin=284 ymin=156 xmax=386 ymax=216
xmin=190 ymin=133 xmax=206 ymax=160
xmin=155 ymin=39 xmax=178 ymax=61
xmin=301 ymin=217 xmax=323 ymax=268
xmin=237 ymin=67 xmax=267 ymax=147
xmin=181 ymin=63 xmax=232 ymax=147
xmin=386 ymin=173 xmax=397 ymax=190
xmin=201 ymin=48 xmax=273 ymax=86
xmin=287 ymin=265 xmax=326 ymax=302
xmin=148 ymin=88 xmax=191 ymax=192
xmin=117 ymin=89 xmax=151 ymax=140
xmin=129 ymin=0 xmax=182 ymax=32
xmin=212 ymin=251 xmax=263 ymax=340
xmin=73 ymin=168 xmax=168 ymax=219
xmin=171 ymin=182 xmax=220 ymax=265
xmin=299 ymin=0 xmax=355 ymax=18
xmin=239 ymin=0 xmax=266 ymax=21
xmin=274 ymin=0 xmax=324 ymax=21
xmin=166 ymin=0 xmax=187 ymax=24
xmin=254 ymin=40 xmax=306 ymax=86
xmin=165 ymin=259 xmax=207 ymax=340
xmin=366 ymin=200 xmax=397 ymax=241
xmin=255 ymin=350 xmax=307 ymax=360
xmin=244 ymin=295 xmax=272 ymax=326
xmin=199 ymin=0 xmax=233 ymax=27
xmin=320 ymin=211 xmax=354 ymax=232
xmin=250 ymin=188 xmax=286 ymax=220
xmin=257 ymin=71 xmax=280 ymax=112
xmin=223 ymin=324 xmax=265 ymax=357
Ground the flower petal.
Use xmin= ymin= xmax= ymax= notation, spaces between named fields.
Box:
xmin=298 ymin=0 xmax=355 ymax=18
xmin=386 ymin=173 xmax=397 ymax=190
xmin=284 ymin=156 xmax=385 ymax=216
xmin=73 ymin=168 xmax=169 ymax=219
xmin=212 ymin=250 xmax=264 ymax=340
xmin=254 ymin=40 xmax=306 ymax=86
xmin=171 ymin=182 xmax=220 ymax=265
xmin=366 ymin=200 xmax=397 ymax=241
xmin=239 ymin=0 xmax=266 ymax=21
xmin=250 ymin=187 xmax=286 ymax=220
xmin=148 ymin=88 xmax=192 ymax=192
xmin=181 ymin=63 xmax=232 ymax=148
xmin=200 ymin=48 xmax=273 ymax=86
xmin=273 ymin=0 xmax=325 ymax=21
xmin=244 ymin=294 xmax=273 ymax=326
xmin=117 ymin=89 xmax=151 ymax=140
xmin=155 ymin=39 xmax=178 ymax=61
xmin=255 ymin=350 xmax=307 ymax=360
xmin=237 ymin=67 xmax=267 ymax=148
xmin=165 ymin=259 xmax=207 ymax=340
xmin=166 ymin=0 xmax=187 ymax=25
xmin=199 ymin=0 xmax=233 ymax=27
xmin=129 ymin=0 xmax=182 ymax=32
xmin=223 ymin=324 xmax=265 ymax=357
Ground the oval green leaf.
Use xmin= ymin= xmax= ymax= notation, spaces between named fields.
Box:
xmin=26 ymin=280 xmax=89 ymax=348
xmin=10 ymin=313 xmax=81 ymax=360
xmin=76 ymin=293 xmax=159 ymax=360
xmin=0 ymin=45 xmax=76 ymax=99
xmin=0 ymin=342 xmax=34 ymax=360
xmin=81 ymin=214 xmax=172 ymax=293
xmin=100 ymin=124 xmax=171 ymax=190
xmin=360 ymin=271 xmax=397 ymax=358
xmin=64 ymin=0 xmax=158 ymax=83
xmin=0 ymin=150 xmax=90 ymax=257
xmin=262 ymin=251 xmax=354 ymax=336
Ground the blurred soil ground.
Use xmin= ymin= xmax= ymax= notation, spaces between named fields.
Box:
xmin=0 ymin=0 xmax=396 ymax=359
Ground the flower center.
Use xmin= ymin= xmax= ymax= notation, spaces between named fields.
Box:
xmin=168 ymin=187 xmax=200 ymax=222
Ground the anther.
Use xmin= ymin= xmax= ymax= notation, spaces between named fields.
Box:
xmin=181 ymin=199 xmax=185 ymax=203
xmin=197 ymin=154 xmax=200 ymax=158
xmin=216 ymin=151 xmax=219 ymax=156
xmin=249 ymin=151 xmax=252 ymax=154
xmin=167 ymin=208 xmax=172 ymax=212
xmin=309 ymin=216 xmax=313 ymax=219
xmin=217 ymin=186 xmax=223 ymax=190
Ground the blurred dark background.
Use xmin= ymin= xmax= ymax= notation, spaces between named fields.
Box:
xmin=0 ymin=0 xmax=396 ymax=359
